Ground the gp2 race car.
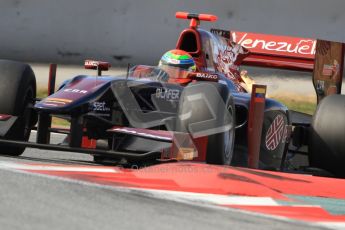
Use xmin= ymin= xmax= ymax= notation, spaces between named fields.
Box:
xmin=0 ymin=12 xmax=344 ymax=178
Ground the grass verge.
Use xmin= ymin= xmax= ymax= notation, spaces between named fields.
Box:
xmin=269 ymin=95 xmax=317 ymax=115
xmin=52 ymin=117 xmax=70 ymax=127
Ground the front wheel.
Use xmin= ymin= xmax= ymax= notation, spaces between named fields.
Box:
xmin=176 ymin=82 xmax=235 ymax=165
xmin=205 ymin=97 xmax=235 ymax=165
xmin=0 ymin=60 xmax=36 ymax=156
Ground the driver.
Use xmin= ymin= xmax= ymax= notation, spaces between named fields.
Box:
xmin=131 ymin=49 xmax=196 ymax=82
xmin=158 ymin=49 xmax=196 ymax=78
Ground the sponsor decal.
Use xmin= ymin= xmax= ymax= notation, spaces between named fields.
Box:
xmin=322 ymin=64 xmax=333 ymax=76
xmin=322 ymin=60 xmax=339 ymax=77
xmin=214 ymin=39 xmax=248 ymax=92
xmin=313 ymin=40 xmax=344 ymax=102
xmin=216 ymin=42 xmax=248 ymax=79
xmin=265 ymin=115 xmax=285 ymax=151
xmin=90 ymin=101 xmax=110 ymax=112
xmin=155 ymin=88 xmax=180 ymax=101
xmin=231 ymin=31 xmax=316 ymax=59
xmin=85 ymin=60 xmax=99 ymax=68
xmin=84 ymin=60 xmax=110 ymax=70
xmin=195 ymin=73 xmax=218 ymax=81
xmin=63 ymin=88 xmax=88 ymax=94
xmin=210 ymin=31 xmax=248 ymax=92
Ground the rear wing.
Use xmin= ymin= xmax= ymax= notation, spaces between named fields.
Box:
xmin=214 ymin=30 xmax=345 ymax=102
xmin=231 ymin=31 xmax=316 ymax=72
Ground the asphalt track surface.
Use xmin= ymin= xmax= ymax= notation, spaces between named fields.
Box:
xmin=0 ymin=133 xmax=329 ymax=230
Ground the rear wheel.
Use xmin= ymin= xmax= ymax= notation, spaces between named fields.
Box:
xmin=0 ymin=60 xmax=36 ymax=156
xmin=309 ymin=94 xmax=345 ymax=178
xmin=259 ymin=111 xmax=288 ymax=170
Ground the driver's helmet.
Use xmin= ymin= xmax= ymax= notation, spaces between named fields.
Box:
xmin=158 ymin=49 xmax=196 ymax=72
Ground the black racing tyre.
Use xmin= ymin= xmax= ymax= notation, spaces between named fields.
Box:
xmin=309 ymin=94 xmax=345 ymax=178
xmin=205 ymin=97 xmax=235 ymax=165
xmin=259 ymin=110 xmax=289 ymax=170
xmin=231 ymin=109 xmax=289 ymax=169
xmin=176 ymin=82 xmax=235 ymax=165
xmin=0 ymin=60 xmax=36 ymax=156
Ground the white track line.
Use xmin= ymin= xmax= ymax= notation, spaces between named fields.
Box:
xmin=133 ymin=188 xmax=280 ymax=206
